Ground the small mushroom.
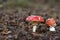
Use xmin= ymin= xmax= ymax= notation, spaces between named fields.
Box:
xmin=46 ymin=18 xmax=56 ymax=31
xmin=26 ymin=15 xmax=44 ymax=32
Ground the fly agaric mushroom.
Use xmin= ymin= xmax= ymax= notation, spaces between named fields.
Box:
xmin=26 ymin=15 xmax=44 ymax=32
xmin=46 ymin=18 xmax=56 ymax=31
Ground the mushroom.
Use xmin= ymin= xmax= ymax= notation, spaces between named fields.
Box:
xmin=46 ymin=18 xmax=56 ymax=31
xmin=26 ymin=15 xmax=44 ymax=32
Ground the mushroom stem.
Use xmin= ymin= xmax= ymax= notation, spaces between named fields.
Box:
xmin=49 ymin=26 xmax=56 ymax=31
xmin=33 ymin=25 xmax=37 ymax=32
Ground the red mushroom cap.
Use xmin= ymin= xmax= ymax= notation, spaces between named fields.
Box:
xmin=46 ymin=18 xmax=56 ymax=26
xmin=26 ymin=16 xmax=33 ymax=22
xmin=26 ymin=15 xmax=44 ymax=22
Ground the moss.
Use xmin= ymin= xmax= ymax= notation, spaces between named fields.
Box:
xmin=5 ymin=0 xmax=34 ymax=7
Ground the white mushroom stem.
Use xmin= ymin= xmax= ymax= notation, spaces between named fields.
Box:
xmin=49 ymin=23 xmax=56 ymax=32
xmin=49 ymin=26 xmax=56 ymax=31
xmin=33 ymin=25 xmax=37 ymax=32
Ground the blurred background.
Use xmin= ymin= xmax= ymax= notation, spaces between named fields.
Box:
xmin=0 ymin=0 xmax=60 ymax=40
xmin=1 ymin=0 xmax=60 ymax=18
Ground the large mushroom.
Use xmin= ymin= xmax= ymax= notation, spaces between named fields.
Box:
xmin=46 ymin=18 xmax=56 ymax=31
xmin=26 ymin=15 xmax=44 ymax=32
